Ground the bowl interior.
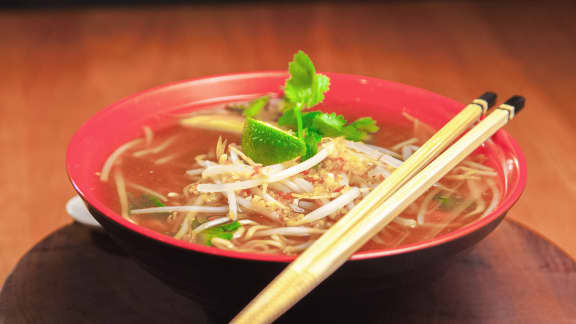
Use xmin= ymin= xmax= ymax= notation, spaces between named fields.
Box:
xmin=67 ymin=72 xmax=526 ymax=262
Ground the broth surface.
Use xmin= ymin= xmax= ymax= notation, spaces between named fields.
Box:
xmin=100 ymin=109 xmax=500 ymax=254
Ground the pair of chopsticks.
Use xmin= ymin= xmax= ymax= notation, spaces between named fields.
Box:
xmin=232 ymin=93 xmax=525 ymax=323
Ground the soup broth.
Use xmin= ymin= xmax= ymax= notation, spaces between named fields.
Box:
xmin=99 ymin=109 xmax=500 ymax=255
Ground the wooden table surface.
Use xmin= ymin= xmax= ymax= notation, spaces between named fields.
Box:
xmin=1 ymin=1 xmax=575 ymax=284
xmin=3 ymin=220 xmax=576 ymax=323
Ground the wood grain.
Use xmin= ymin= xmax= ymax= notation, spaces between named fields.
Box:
xmin=1 ymin=1 xmax=575 ymax=284
xmin=2 ymin=220 xmax=575 ymax=323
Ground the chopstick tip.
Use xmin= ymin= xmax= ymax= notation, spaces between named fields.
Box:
xmin=504 ymin=95 xmax=526 ymax=114
xmin=479 ymin=92 xmax=498 ymax=109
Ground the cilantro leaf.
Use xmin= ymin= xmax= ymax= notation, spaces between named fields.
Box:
xmin=148 ymin=196 xmax=166 ymax=207
xmin=434 ymin=194 xmax=462 ymax=211
xmin=350 ymin=117 xmax=379 ymax=133
xmin=244 ymin=50 xmax=380 ymax=163
xmin=200 ymin=221 xmax=241 ymax=246
xmin=342 ymin=124 xmax=366 ymax=141
xmin=284 ymin=51 xmax=330 ymax=109
xmin=277 ymin=107 xmax=297 ymax=127
xmin=302 ymin=111 xmax=322 ymax=129
xmin=282 ymin=51 xmax=331 ymax=143
xmin=243 ymin=95 xmax=270 ymax=118
xmin=279 ymin=110 xmax=379 ymax=154
xmin=311 ymin=74 xmax=330 ymax=108
xmin=341 ymin=117 xmax=379 ymax=141
xmin=131 ymin=194 xmax=166 ymax=209
xmin=302 ymin=129 xmax=323 ymax=161
xmin=311 ymin=113 xmax=347 ymax=137
xmin=279 ymin=110 xmax=322 ymax=130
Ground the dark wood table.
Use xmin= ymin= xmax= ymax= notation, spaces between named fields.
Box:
xmin=2 ymin=220 xmax=575 ymax=323
xmin=1 ymin=0 xmax=576 ymax=313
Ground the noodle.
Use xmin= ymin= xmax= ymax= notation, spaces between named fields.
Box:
xmin=132 ymin=136 xmax=178 ymax=158
xmin=143 ymin=126 xmax=154 ymax=146
xmin=99 ymin=108 xmax=501 ymax=255
xmin=113 ymin=170 xmax=132 ymax=223
xmin=100 ymin=139 xmax=143 ymax=182
xmin=482 ymin=179 xmax=500 ymax=218
xmin=130 ymin=205 xmax=228 ymax=215
xmin=127 ymin=182 xmax=168 ymax=202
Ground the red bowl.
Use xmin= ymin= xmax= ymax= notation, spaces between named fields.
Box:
xmin=66 ymin=72 xmax=526 ymax=319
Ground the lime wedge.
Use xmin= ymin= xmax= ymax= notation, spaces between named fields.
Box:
xmin=242 ymin=118 xmax=305 ymax=165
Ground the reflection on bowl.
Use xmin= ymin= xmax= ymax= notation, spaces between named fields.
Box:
xmin=66 ymin=72 xmax=526 ymax=319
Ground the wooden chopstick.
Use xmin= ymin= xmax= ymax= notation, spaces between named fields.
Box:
xmin=231 ymin=95 xmax=525 ymax=324
xmin=313 ymin=92 xmax=497 ymax=241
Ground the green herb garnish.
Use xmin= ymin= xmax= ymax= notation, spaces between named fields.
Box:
xmin=199 ymin=221 xmax=241 ymax=246
xmin=242 ymin=50 xmax=380 ymax=163
xmin=279 ymin=51 xmax=379 ymax=158
xmin=131 ymin=194 xmax=166 ymax=209
xmin=147 ymin=195 xmax=166 ymax=207
xmin=279 ymin=110 xmax=380 ymax=144
xmin=243 ymin=95 xmax=270 ymax=118
xmin=434 ymin=193 xmax=462 ymax=211
xmin=302 ymin=128 xmax=323 ymax=160
xmin=281 ymin=51 xmax=330 ymax=139
xmin=284 ymin=51 xmax=331 ymax=111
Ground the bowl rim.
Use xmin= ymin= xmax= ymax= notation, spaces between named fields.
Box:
xmin=67 ymin=71 xmax=527 ymax=263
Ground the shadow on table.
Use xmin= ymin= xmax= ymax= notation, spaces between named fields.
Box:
xmin=2 ymin=221 xmax=575 ymax=323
